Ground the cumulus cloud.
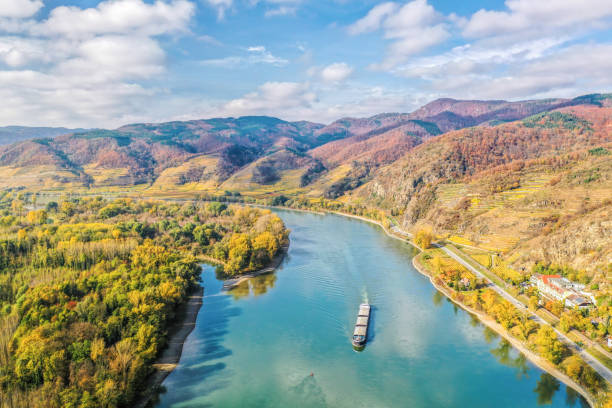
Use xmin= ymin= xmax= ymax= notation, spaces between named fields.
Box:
xmin=222 ymin=81 xmax=316 ymax=117
xmin=411 ymin=43 xmax=612 ymax=101
xmin=349 ymin=0 xmax=449 ymax=69
xmin=34 ymin=0 xmax=194 ymax=37
xmin=0 ymin=36 xmax=52 ymax=67
xmin=464 ymin=0 xmax=612 ymax=42
xmin=0 ymin=0 xmax=43 ymax=18
xmin=315 ymin=62 xmax=353 ymax=83
xmin=0 ymin=0 xmax=195 ymax=127
xmin=347 ymin=2 xmax=397 ymax=35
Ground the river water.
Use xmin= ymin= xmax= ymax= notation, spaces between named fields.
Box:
xmin=157 ymin=210 xmax=587 ymax=408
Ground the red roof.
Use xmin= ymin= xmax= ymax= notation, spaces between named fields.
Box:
xmin=538 ymin=275 xmax=565 ymax=295
xmin=540 ymin=275 xmax=561 ymax=285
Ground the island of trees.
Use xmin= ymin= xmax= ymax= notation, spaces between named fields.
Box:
xmin=0 ymin=195 xmax=288 ymax=407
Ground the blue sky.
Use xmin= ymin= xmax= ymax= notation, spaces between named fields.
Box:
xmin=1 ymin=0 xmax=612 ymax=127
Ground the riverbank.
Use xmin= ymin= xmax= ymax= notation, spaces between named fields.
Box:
xmin=326 ymin=210 xmax=422 ymax=251
xmin=136 ymin=286 xmax=204 ymax=408
xmin=411 ymin=254 xmax=597 ymax=408
xmin=323 ymin=208 xmax=600 ymax=407
xmin=222 ymin=242 xmax=289 ymax=290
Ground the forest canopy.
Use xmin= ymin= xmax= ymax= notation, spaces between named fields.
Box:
xmin=0 ymin=194 xmax=288 ymax=408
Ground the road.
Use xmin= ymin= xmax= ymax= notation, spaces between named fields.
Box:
xmin=436 ymin=243 xmax=612 ymax=384
xmin=391 ymin=221 xmax=612 ymax=382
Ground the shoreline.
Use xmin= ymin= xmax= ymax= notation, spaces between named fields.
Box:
xmin=324 ymin=208 xmax=598 ymax=407
xmin=136 ymin=207 xmax=597 ymax=407
xmin=136 ymin=285 xmax=204 ymax=408
xmin=411 ymin=255 xmax=597 ymax=408
xmin=136 ymin=242 xmax=289 ymax=407
xmin=221 ymin=242 xmax=289 ymax=290
xmin=326 ymin=210 xmax=422 ymax=250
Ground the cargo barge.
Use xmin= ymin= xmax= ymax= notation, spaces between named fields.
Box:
xmin=352 ymin=303 xmax=370 ymax=349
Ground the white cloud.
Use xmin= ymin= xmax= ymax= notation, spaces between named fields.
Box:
xmin=318 ymin=62 xmax=353 ymax=83
xmin=196 ymin=80 xmax=421 ymax=124
xmin=56 ymin=36 xmax=166 ymax=82
xmin=411 ymin=43 xmax=612 ymax=101
xmin=205 ymin=0 xmax=233 ymax=20
xmin=395 ymin=37 xmax=569 ymax=79
xmin=464 ymin=0 xmax=612 ymax=41
xmin=0 ymin=36 xmax=52 ymax=67
xmin=222 ymin=81 xmax=316 ymax=117
xmin=200 ymin=45 xmax=288 ymax=68
xmin=350 ymin=0 xmax=449 ymax=70
xmin=35 ymin=0 xmax=194 ymax=37
xmin=265 ymin=6 xmax=297 ymax=17
xmin=0 ymin=0 xmax=42 ymax=18
xmin=247 ymin=45 xmax=265 ymax=52
xmin=0 ymin=0 xmax=195 ymax=127
xmin=348 ymin=2 xmax=398 ymax=35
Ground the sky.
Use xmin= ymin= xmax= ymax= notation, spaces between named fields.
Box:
xmin=1 ymin=0 xmax=612 ymax=128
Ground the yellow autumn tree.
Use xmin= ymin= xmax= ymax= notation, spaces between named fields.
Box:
xmin=414 ymin=229 xmax=433 ymax=249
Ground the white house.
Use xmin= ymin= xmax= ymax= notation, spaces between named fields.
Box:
xmin=532 ymin=274 xmax=593 ymax=309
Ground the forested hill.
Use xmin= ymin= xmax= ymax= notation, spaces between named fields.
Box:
xmin=356 ymin=104 xmax=612 ymax=276
xmin=0 ymin=93 xmax=610 ymax=195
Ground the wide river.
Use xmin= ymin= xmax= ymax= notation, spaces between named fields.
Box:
xmin=157 ymin=210 xmax=588 ymax=408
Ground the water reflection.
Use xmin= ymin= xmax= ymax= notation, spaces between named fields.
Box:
xmin=534 ymin=373 xmax=561 ymax=405
xmin=565 ymin=387 xmax=589 ymax=408
xmin=158 ymin=268 xmax=241 ymax=406
xmin=483 ymin=326 xmax=500 ymax=344
xmin=228 ymin=273 xmax=277 ymax=300
xmin=490 ymin=340 xmax=529 ymax=379
xmin=432 ymin=290 xmax=444 ymax=307
xmin=469 ymin=314 xmax=482 ymax=328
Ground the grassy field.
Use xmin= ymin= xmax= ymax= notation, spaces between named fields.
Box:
xmin=586 ymin=347 xmax=612 ymax=371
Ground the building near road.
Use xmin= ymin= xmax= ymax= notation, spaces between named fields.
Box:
xmin=530 ymin=274 xmax=595 ymax=309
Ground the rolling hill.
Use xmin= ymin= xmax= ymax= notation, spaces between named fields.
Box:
xmin=1 ymin=93 xmax=610 ymax=199
xmin=355 ymin=104 xmax=612 ymax=274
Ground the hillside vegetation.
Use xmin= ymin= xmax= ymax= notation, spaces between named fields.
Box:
xmin=359 ymin=105 xmax=612 ymax=277
xmin=2 ymin=94 xmax=603 ymax=199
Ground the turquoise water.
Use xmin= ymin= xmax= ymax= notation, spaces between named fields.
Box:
xmin=157 ymin=210 xmax=588 ymax=408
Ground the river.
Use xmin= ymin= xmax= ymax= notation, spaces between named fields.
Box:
xmin=156 ymin=210 xmax=588 ymax=408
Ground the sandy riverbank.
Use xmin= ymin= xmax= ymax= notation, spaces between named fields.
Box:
xmin=411 ymin=255 xmax=597 ymax=408
xmin=136 ymin=242 xmax=288 ymax=407
xmin=136 ymin=286 xmax=204 ymax=408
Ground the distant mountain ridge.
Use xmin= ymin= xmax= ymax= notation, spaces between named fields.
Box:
xmin=0 ymin=93 xmax=610 ymax=192
xmin=0 ymin=126 xmax=90 ymax=145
